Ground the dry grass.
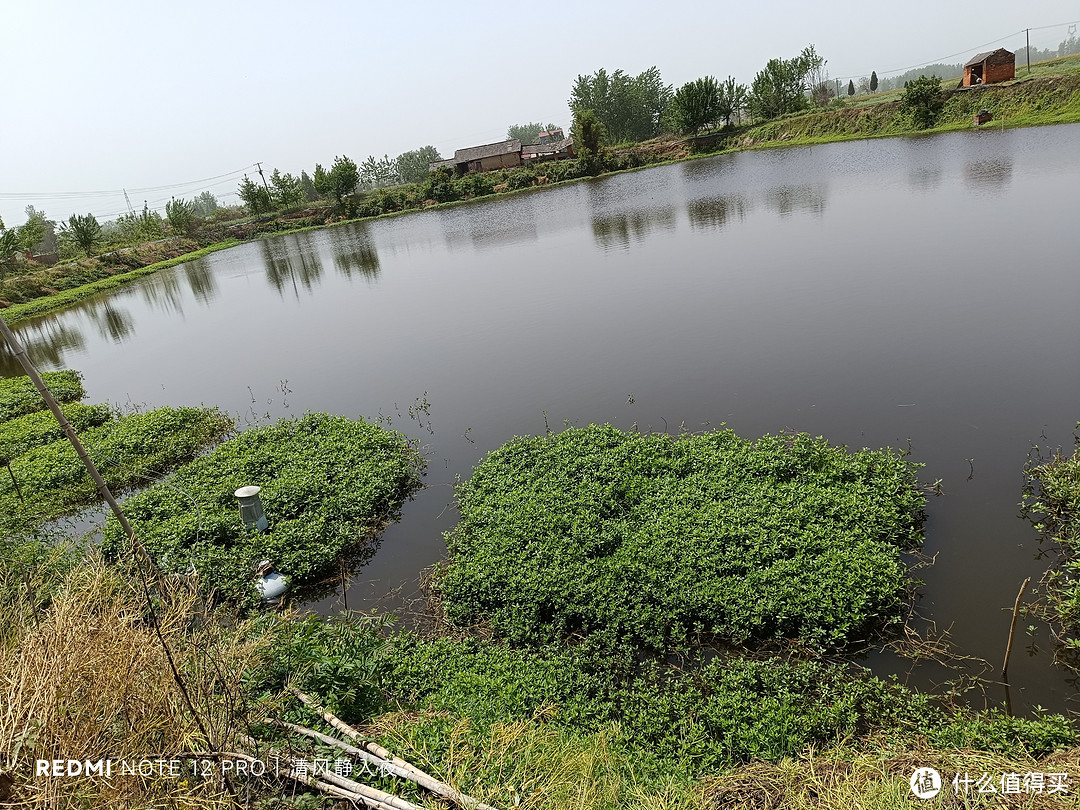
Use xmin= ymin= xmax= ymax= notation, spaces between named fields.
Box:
xmin=0 ymin=554 xmax=274 ymax=809
xmin=706 ymin=745 xmax=1080 ymax=809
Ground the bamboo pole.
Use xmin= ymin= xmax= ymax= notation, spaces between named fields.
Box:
xmin=268 ymin=718 xmax=418 ymax=782
xmin=238 ymin=734 xmax=420 ymax=810
xmin=1002 ymin=577 xmax=1031 ymax=676
xmin=290 ymin=687 xmax=498 ymax=810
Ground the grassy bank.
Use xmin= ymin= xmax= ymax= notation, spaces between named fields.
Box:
xmin=0 ymin=239 xmax=241 ymax=326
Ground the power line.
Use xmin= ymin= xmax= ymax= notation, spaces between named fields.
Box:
xmin=0 ymin=165 xmax=257 ymax=200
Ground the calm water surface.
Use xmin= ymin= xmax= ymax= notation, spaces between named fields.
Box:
xmin=7 ymin=124 xmax=1080 ymax=712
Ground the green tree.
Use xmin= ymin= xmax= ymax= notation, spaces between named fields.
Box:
xmin=395 ymin=146 xmax=443 ymax=184
xmin=17 ymin=208 xmax=47 ymax=253
xmin=570 ymin=66 xmax=672 ymax=142
xmin=165 ymin=197 xmax=200 ymax=236
xmin=571 ymin=108 xmax=606 ymax=174
xmin=300 ymin=170 xmax=319 ymax=201
xmin=672 ymin=76 xmax=722 ymax=135
xmin=718 ymin=76 xmax=749 ymax=125
xmin=0 ymin=227 xmax=20 ymax=279
xmin=192 ymin=191 xmax=218 ymax=218
xmin=359 ymin=155 xmax=398 ymax=189
xmin=237 ymin=175 xmax=273 ymax=215
xmin=900 ymin=74 xmax=944 ymax=129
xmin=325 ymin=155 xmax=360 ymax=205
xmin=847 ymin=79 xmax=855 ymax=96
xmin=506 ymin=122 xmax=558 ymax=143
xmin=748 ymin=45 xmax=824 ymax=120
xmin=117 ymin=203 xmax=164 ymax=243
xmin=870 ymin=71 xmax=879 ymax=92
xmin=270 ymin=169 xmax=305 ymax=209
xmin=60 ymin=213 xmax=103 ymax=256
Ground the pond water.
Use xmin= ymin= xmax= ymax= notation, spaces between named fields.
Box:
xmin=6 ymin=124 xmax=1080 ymax=713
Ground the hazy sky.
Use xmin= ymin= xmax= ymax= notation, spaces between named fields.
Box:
xmin=2 ymin=0 xmax=1077 ymax=226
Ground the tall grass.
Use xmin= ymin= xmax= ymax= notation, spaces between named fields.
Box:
xmin=0 ymin=554 xmax=270 ymax=808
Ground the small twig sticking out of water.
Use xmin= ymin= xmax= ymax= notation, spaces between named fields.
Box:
xmin=1002 ymin=577 xmax=1032 ymax=677
xmin=279 ymin=379 xmax=291 ymax=409
xmin=968 ymin=458 xmax=975 ymax=480
xmin=627 ymin=393 xmax=635 ymax=404
xmin=542 ymin=410 xmax=550 ymax=435
xmin=660 ymin=416 xmax=668 ymax=434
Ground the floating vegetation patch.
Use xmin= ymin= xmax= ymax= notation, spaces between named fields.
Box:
xmin=0 ymin=406 xmax=233 ymax=535
xmin=0 ymin=403 xmax=113 ymax=464
xmin=439 ymin=424 xmax=925 ymax=653
xmin=103 ymin=413 xmax=425 ymax=607
xmin=0 ymin=370 xmax=84 ymax=423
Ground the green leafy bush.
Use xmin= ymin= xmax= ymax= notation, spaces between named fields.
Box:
xmin=0 ymin=402 xmax=112 ymax=464
xmin=900 ymin=74 xmax=945 ymax=129
xmin=440 ymin=425 xmax=924 ymax=653
xmin=930 ymin=708 xmax=1077 ymax=757
xmin=0 ymin=406 xmax=232 ymax=533
xmin=0 ymin=370 xmax=84 ymax=423
xmin=383 ymin=637 xmax=941 ymax=774
xmin=102 ymin=413 xmax=424 ymax=606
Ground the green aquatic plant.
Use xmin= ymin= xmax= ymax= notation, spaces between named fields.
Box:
xmin=439 ymin=424 xmax=925 ymax=654
xmin=103 ymin=413 xmax=425 ymax=607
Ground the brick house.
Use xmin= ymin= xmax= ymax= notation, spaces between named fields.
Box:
xmin=963 ymin=49 xmax=1015 ymax=87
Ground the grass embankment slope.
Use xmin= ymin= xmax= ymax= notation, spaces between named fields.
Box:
xmin=736 ymin=70 xmax=1080 ymax=149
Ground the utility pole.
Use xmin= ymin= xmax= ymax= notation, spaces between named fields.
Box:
xmin=1026 ymin=29 xmax=1031 ymax=74
xmin=123 ymin=189 xmax=134 ymax=215
xmin=256 ymin=161 xmax=271 ymax=196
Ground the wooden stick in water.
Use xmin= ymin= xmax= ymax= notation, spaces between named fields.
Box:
xmin=1002 ymin=577 xmax=1031 ymax=676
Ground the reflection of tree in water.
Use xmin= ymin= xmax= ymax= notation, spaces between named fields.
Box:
xmin=687 ymin=195 xmax=750 ymax=231
xmin=591 ymin=207 xmax=676 ymax=250
xmin=330 ymin=223 xmax=381 ymax=280
xmin=86 ymin=300 xmax=135 ymax=343
xmin=139 ymin=268 xmax=184 ymax=315
xmin=764 ymin=184 xmax=827 ymax=217
xmin=262 ymin=234 xmax=324 ymax=295
xmin=0 ymin=318 xmax=86 ymax=376
xmin=964 ymin=158 xmax=1013 ymax=190
xmin=182 ymin=257 xmax=218 ymax=304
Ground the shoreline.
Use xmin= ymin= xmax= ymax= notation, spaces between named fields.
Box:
xmin=5 ymin=72 xmax=1079 ymax=327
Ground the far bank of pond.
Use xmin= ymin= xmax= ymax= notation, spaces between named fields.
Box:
xmin=5 ymin=68 xmax=1080 ymax=326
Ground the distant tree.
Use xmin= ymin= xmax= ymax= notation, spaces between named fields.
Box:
xmin=117 ymin=203 xmax=164 ymax=243
xmin=749 ymin=45 xmax=824 ymax=120
xmin=238 ymin=175 xmax=273 ymax=214
xmin=0 ymin=227 xmax=20 ymax=279
xmin=870 ymin=71 xmax=879 ymax=92
xmin=325 ymin=155 xmax=360 ymax=204
xmin=395 ymin=146 xmax=443 ymax=184
xmin=192 ymin=191 xmax=219 ymax=218
xmin=312 ymin=164 xmax=331 ymax=199
xmin=672 ymin=76 xmax=722 ymax=135
xmin=300 ymin=170 xmax=319 ymax=201
xmin=270 ymin=169 xmax=305 ymax=209
xmin=60 ymin=213 xmax=103 ymax=256
xmin=571 ymin=108 xmax=606 ymax=173
xmin=847 ymin=79 xmax=855 ymax=96
xmin=17 ymin=207 xmax=47 ymax=253
xmin=570 ymin=66 xmax=673 ymax=142
xmin=359 ymin=155 xmax=399 ymax=189
xmin=900 ymin=75 xmax=945 ymax=129
xmin=719 ymin=76 xmax=749 ymax=125
xmin=165 ymin=197 xmax=200 ymax=236
xmin=506 ymin=123 xmax=558 ymax=143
